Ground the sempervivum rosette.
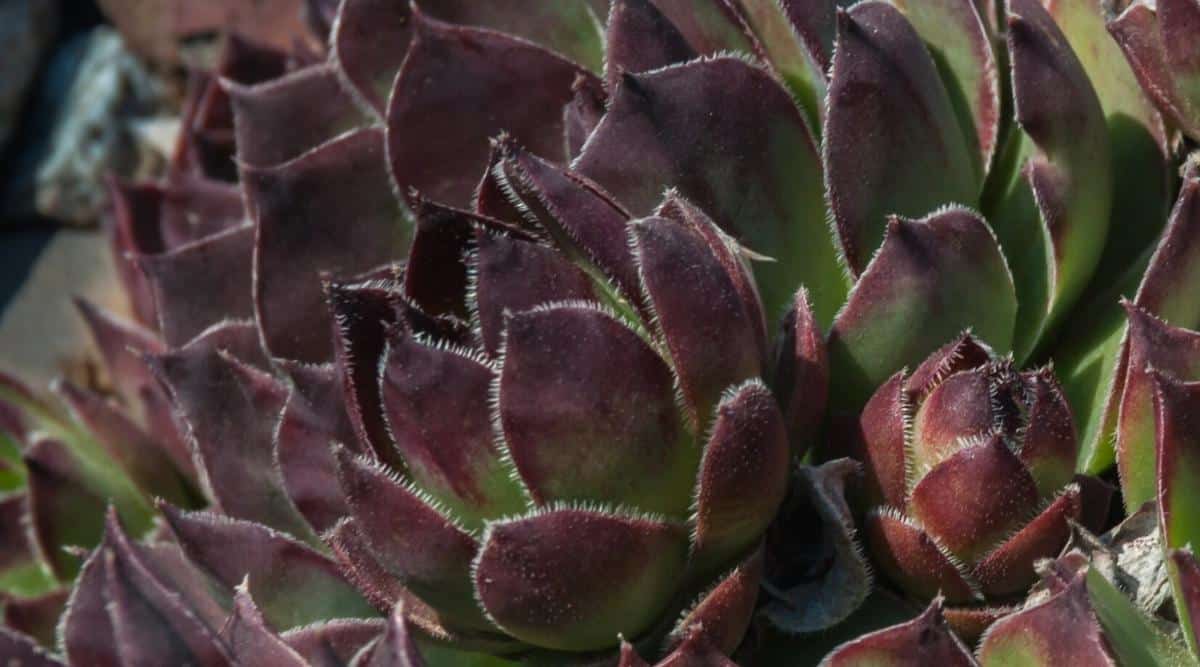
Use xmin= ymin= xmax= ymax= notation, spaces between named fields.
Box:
xmin=844 ymin=334 xmax=1112 ymax=638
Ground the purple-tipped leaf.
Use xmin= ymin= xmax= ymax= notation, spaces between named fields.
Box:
xmin=161 ymin=505 xmax=376 ymax=629
xmin=574 ymin=56 xmax=843 ymax=322
xmin=824 ymin=2 xmax=982 ymax=275
xmin=773 ymin=288 xmax=829 ymax=459
xmin=692 ymin=381 xmax=789 ymax=573
xmin=333 ymin=448 xmax=492 ymax=633
xmin=473 ymin=506 xmax=688 ymax=652
xmin=386 ymin=13 xmax=596 ymax=207
xmin=244 ymin=128 xmax=409 ymax=363
xmin=827 ymin=208 xmax=1016 ymax=411
xmin=227 ymin=64 xmax=366 ymax=168
xmin=605 ymin=0 xmax=697 ymax=92
xmin=381 ymin=332 xmax=525 ymax=527
xmin=224 ymin=585 xmax=309 ymax=666
xmin=820 ymin=598 xmax=978 ymax=667
xmin=498 ymin=304 xmax=695 ymax=517
xmin=978 ymin=573 xmax=1116 ymax=666
xmin=631 ymin=215 xmax=763 ymax=426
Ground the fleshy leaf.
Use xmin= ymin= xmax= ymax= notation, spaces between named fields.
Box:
xmin=1085 ymin=566 xmax=1195 ymax=667
xmin=333 ymin=448 xmax=491 ymax=633
xmin=136 ymin=224 xmax=255 ymax=348
xmin=826 ymin=208 xmax=1016 ymax=411
xmin=669 ymin=548 xmax=762 ymax=656
xmin=74 ymin=301 xmax=189 ymax=472
xmin=335 ymin=1 xmax=604 ymax=116
xmin=227 ymin=64 xmax=366 ymax=168
xmin=359 ymin=604 xmax=428 ymax=667
xmin=692 ymin=380 xmax=789 ymax=573
xmin=1068 ymin=164 xmax=1200 ymax=476
xmin=978 ymin=573 xmax=1116 ymax=666
xmin=738 ymin=0 xmax=829 ymax=129
xmin=381 ymin=332 xmax=525 ymax=528
xmin=495 ymin=140 xmax=640 ymax=301
xmin=773 ymin=288 xmax=829 ymax=459
xmin=471 ymin=230 xmax=596 ymax=357
xmin=631 ymin=214 xmax=763 ymax=425
xmin=605 ymin=0 xmax=697 ymax=93
xmin=0 ymin=626 xmax=64 ymax=666
xmin=1153 ymin=373 xmax=1200 ymax=551
xmin=275 ymin=361 xmax=356 ymax=533
xmin=160 ymin=505 xmax=376 ymax=629
xmin=841 ymin=372 xmax=908 ymax=508
xmin=24 ymin=438 xmax=147 ymax=580
xmin=282 ymin=617 xmax=386 ymax=666
xmin=574 ymin=56 xmax=843 ymax=322
xmin=53 ymin=380 xmax=192 ymax=505
xmin=498 ymin=304 xmax=694 ymax=517
xmin=1118 ymin=304 xmax=1200 ymax=510
xmin=1108 ymin=0 xmax=1200 ymax=141
xmin=473 ymin=506 xmax=688 ymax=652
xmin=148 ymin=335 xmax=312 ymax=538
xmin=386 ymin=12 xmax=595 ymax=207
xmin=864 ymin=510 xmax=980 ymax=604
xmin=1045 ymin=0 xmax=1169 ymax=294
xmin=824 ymin=2 xmax=982 ymax=275
xmin=972 ymin=485 xmax=1081 ymax=597
xmin=820 ymin=598 xmax=977 ymax=666
xmin=985 ymin=0 xmax=1112 ymax=360
xmin=1170 ymin=549 xmax=1200 ymax=657
xmin=908 ymin=435 xmax=1039 ymax=561
xmin=327 ymin=279 xmax=405 ymax=468
xmin=893 ymin=0 xmax=999 ymax=173
xmin=224 ymin=584 xmax=309 ymax=666
xmin=2 ymin=589 xmax=67 ymax=648
xmin=648 ymin=0 xmax=757 ymax=54
xmin=244 ymin=128 xmax=409 ymax=362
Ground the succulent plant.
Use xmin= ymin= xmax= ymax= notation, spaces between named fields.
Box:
xmin=841 ymin=333 xmax=1112 ymax=635
xmin=0 ymin=0 xmax=1196 ymax=662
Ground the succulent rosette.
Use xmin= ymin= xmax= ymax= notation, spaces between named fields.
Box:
xmin=0 ymin=0 xmax=1194 ymax=662
xmin=843 ymin=333 xmax=1112 ymax=635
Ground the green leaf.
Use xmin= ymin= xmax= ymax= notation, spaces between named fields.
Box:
xmin=1086 ymin=567 xmax=1196 ymax=667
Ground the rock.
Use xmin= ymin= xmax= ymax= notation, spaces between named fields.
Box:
xmin=98 ymin=0 xmax=316 ymax=66
xmin=0 ymin=0 xmax=59 ymax=152
xmin=3 ymin=27 xmax=177 ymax=225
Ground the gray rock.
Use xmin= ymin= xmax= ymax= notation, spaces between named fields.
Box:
xmin=4 ymin=26 xmax=177 ymax=225
xmin=0 ymin=0 xmax=59 ymax=151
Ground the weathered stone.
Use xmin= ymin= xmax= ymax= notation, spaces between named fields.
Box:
xmin=3 ymin=27 xmax=175 ymax=225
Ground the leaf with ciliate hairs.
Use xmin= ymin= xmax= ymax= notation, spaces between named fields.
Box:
xmin=978 ymin=573 xmax=1115 ymax=666
xmin=147 ymin=322 xmax=314 ymax=539
xmin=824 ymin=1 xmax=982 ymax=276
xmin=334 ymin=1 xmax=604 ymax=115
xmin=737 ymin=0 xmax=828 ymax=129
xmin=605 ymin=0 xmax=697 ymax=93
xmin=244 ymin=128 xmax=410 ymax=363
xmin=226 ymin=64 xmax=367 ymax=169
xmin=826 ymin=207 xmax=1016 ymax=411
xmin=473 ymin=505 xmax=689 ymax=652
xmin=1108 ymin=0 xmax=1200 ymax=142
xmin=820 ymin=598 xmax=978 ymax=667
xmin=386 ymin=12 xmax=596 ymax=208
xmin=574 ymin=56 xmax=843 ymax=323
xmin=1065 ymin=160 xmax=1200 ymax=476
xmin=159 ymin=505 xmax=376 ymax=630
xmin=983 ymin=0 xmax=1112 ymax=361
